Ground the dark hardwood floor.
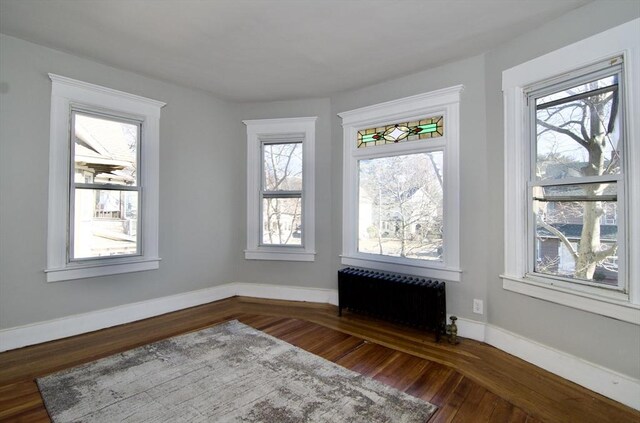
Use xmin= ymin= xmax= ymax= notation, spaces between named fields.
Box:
xmin=0 ymin=297 xmax=638 ymax=422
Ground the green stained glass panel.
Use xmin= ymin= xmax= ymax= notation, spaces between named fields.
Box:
xmin=357 ymin=115 xmax=444 ymax=148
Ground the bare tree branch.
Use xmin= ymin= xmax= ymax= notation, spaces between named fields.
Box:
xmin=594 ymin=244 xmax=617 ymax=262
xmin=537 ymin=119 xmax=589 ymax=148
xmin=428 ymin=153 xmax=443 ymax=189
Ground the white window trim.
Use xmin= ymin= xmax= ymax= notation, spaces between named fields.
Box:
xmin=46 ymin=74 xmax=165 ymax=282
xmin=243 ymin=117 xmax=316 ymax=261
xmin=338 ymin=86 xmax=463 ymax=282
xmin=502 ymin=19 xmax=640 ymax=325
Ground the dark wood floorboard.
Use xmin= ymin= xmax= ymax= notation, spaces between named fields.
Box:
xmin=0 ymin=297 xmax=638 ymax=422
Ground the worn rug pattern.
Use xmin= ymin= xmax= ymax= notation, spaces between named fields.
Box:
xmin=37 ymin=320 xmax=436 ymax=422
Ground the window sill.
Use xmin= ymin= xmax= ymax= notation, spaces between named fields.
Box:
xmin=341 ymin=255 xmax=461 ymax=282
xmin=501 ymin=274 xmax=640 ymax=325
xmin=244 ymin=249 xmax=315 ymax=262
xmin=45 ymin=257 xmax=161 ymax=282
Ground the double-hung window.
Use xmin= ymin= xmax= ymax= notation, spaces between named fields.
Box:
xmin=502 ymin=19 xmax=640 ymax=324
xmin=339 ymin=87 xmax=463 ymax=281
xmin=528 ymin=59 xmax=624 ymax=292
xmin=70 ymin=110 xmax=142 ymax=259
xmin=244 ymin=117 xmax=316 ymax=261
xmin=261 ymin=140 xmax=303 ymax=246
xmin=46 ymin=74 xmax=164 ymax=282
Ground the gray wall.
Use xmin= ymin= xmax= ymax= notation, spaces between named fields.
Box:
xmin=328 ymin=0 xmax=640 ymax=379
xmin=0 ymin=34 xmax=240 ymax=328
xmin=231 ymin=98 xmax=335 ymax=289
xmin=1 ymin=0 xmax=638 ymax=381
xmin=483 ymin=0 xmax=640 ymax=378
xmin=329 ymin=54 xmax=490 ymax=322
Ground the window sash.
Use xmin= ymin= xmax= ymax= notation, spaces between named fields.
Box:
xmin=355 ymin=149 xmax=445 ymax=262
xmin=259 ymin=140 xmax=304 ymax=248
xmin=69 ymin=109 xmax=143 ymax=261
xmin=526 ymin=62 xmax=626 ymax=292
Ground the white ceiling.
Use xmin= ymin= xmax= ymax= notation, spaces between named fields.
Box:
xmin=0 ymin=0 xmax=592 ymax=102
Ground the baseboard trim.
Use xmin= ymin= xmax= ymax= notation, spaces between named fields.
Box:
xmin=484 ymin=323 xmax=640 ymax=410
xmin=0 ymin=284 xmax=237 ymax=352
xmin=447 ymin=314 xmax=487 ymax=342
xmin=450 ymin=314 xmax=639 ymax=410
xmin=0 ymin=283 xmax=637 ymax=410
xmin=0 ymin=283 xmax=338 ymax=353
xmin=233 ymin=282 xmax=339 ymax=306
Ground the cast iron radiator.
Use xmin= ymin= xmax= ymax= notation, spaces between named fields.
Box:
xmin=338 ymin=267 xmax=446 ymax=341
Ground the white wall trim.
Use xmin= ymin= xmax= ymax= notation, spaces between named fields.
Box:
xmin=450 ymin=315 xmax=639 ymax=410
xmin=46 ymin=74 xmax=165 ymax=282
xmin=0 ymin=284 xmax=235 ymax=352
xmin=484 ymin=323 xmax=640 ymax=411
xmin=0 ymin=284 xmax=636 ymax=410
xmin=233 ymin=282 xmax=338 ymax=305
xmin=243 ymin=117 xmax=317 ymax=261
xmin=0 ymin=283 xmax=337 ymax=353
xmin=448 ymin=315 xmax=487 ymax=342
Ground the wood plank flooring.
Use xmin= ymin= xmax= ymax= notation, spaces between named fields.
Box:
xmin=0 ymin=297 xmax=638 ymax=422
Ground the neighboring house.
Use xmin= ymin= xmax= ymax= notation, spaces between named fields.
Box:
xmin=359 ymin=184 xmax=443 ymax=259
xmin=536 ymin=223 xmax=618 ymax=284
xmin=73 ymin=115 xmax=138 ymax=257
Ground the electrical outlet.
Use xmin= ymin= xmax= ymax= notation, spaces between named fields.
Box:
xmin=473 ymin=299 xmax=484 ymax=315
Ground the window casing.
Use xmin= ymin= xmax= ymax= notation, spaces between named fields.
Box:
xmin=244 ymin=117 xmax=316 ymax=261
xmin=46 ymin=74 xmax=164 ymax=282
xmin=502 ymin=19 xmax=640 ymax=324
xmin=339 ymin=87 xmax=463 ymax=281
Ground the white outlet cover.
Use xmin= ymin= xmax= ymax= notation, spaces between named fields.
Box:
xmin=473 ymin=299 xmax=484 ymax=314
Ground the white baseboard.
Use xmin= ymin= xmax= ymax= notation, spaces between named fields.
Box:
xmin=425 ymin=314 xmax=639 ymax=410
xmin=0 ymin=283 xmax=237 ymax=352
xmin=447 ymin=314 xmax=487 ymax=342
xmin=0 ymin=283 xmax=338 ymax=353
xmin=0 ymin=283 xmax=637 ymax=410
xmin=233 ymin=282 xmax=339 ymax=306
xmin=484 ymin=323 xmax=640 ymax=411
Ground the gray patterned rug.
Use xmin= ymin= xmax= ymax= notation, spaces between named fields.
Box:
xmin=37 ymin=320 xmax=436 ymax=422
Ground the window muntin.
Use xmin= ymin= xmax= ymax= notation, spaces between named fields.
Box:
xmin=528 ymin=60 xmax=624 ymax=291
xmin=358 ymin=151 xmax=443 ymax=261
xmin=70 ymin=111 xmax=142 ymax=260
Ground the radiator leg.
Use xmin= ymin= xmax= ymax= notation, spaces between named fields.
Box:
xmin=338 ymin=306 xmax=342 ymax=317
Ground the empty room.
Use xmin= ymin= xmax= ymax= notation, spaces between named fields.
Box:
xmin=0 ymin=0 xmax=639 ymax=422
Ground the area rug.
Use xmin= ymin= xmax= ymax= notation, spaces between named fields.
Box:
xmin=37 ymin=320 xmax=436 ymax=422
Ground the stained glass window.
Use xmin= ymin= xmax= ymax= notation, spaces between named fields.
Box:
xmin=357 ymin=115 xmax=443 ymax=148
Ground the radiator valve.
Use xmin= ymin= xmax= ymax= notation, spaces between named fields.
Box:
xmin=445 ymin=316 xmax=460 ymax=344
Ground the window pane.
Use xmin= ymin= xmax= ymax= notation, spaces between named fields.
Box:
xmin=535 ymin=75 xmax=621 ymax=181
xmin=358 ymin=152 xmax=443 ymax=260
xmin=263 ymin=143 xmax=302 ymax=191
xmin=262 ymin=197 xmax=302 ymax=245
xmin=73 ymin=189 xmax=139 ymax=259
xmin=533 ymin=183 xmax=618 ymax=286
xmin=357 ymin=115 xmax=443 ymax=148
xmin=74 ymin=112 xmax=139 ymax=186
